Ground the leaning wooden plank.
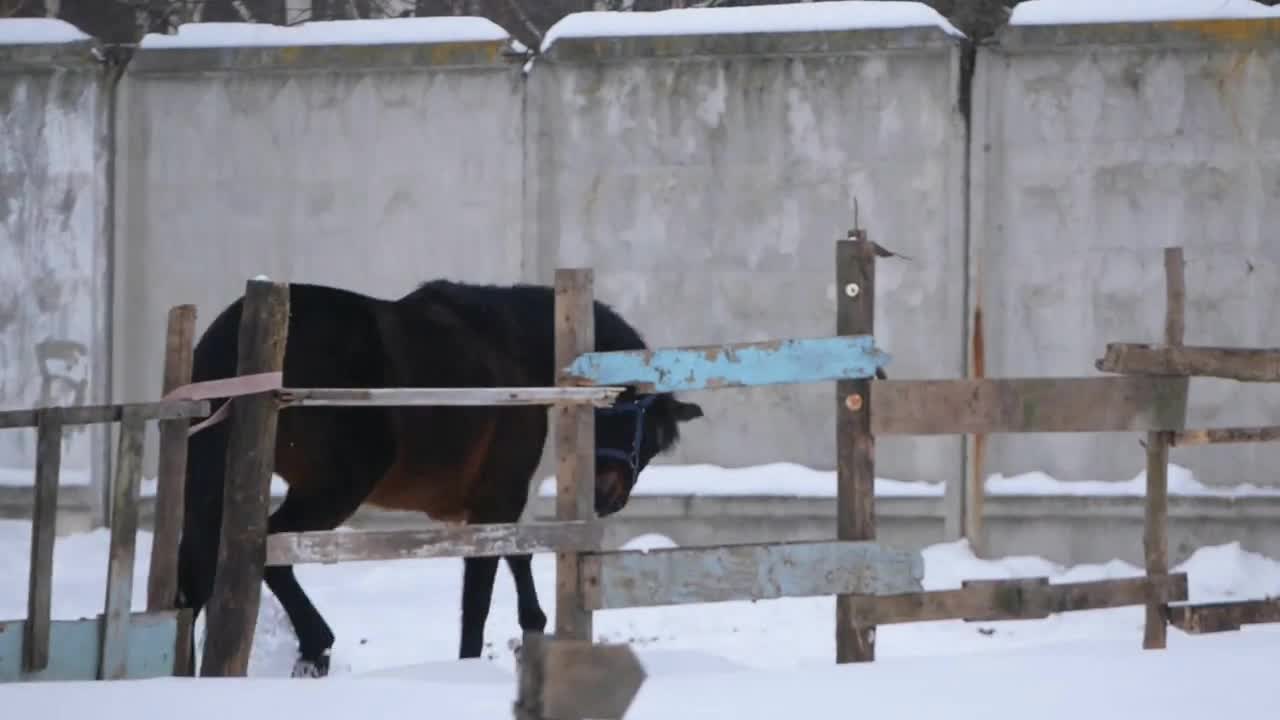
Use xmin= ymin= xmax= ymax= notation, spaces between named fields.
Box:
xmin=0 ymin=399 xmax=209 ymax=430
xmin=266 ymin=521 xmax=605 ymax=565
xmin=99 ymin=410 xmax=146 ymax=680
xmin=201 ymin=280 xmax=289 ymax=678
xmin=1172 ymin=426 xmax=1280 ymax=446
xmin=852 ymin=574 xmax=1188 ymax=625
xmin=561 ymin=335 xmax=891 ymax=393
xmin=149 ymin=304 xmax=197 ymax=617
xmin=23 ymin=409 xmax=63 ymax=672
xmin=277 ymin=386 xmax=623 ymax=408
xmin=579 ymin=540 xmax=924 ymax=611
xmin=869 ymin=376 xmax=1188 ymax=435
xmin=1097 ymin=343 xmax=1280 ymax=382
xmin=0 ymin=612 xmax=182 ymax=682
xmin=1167 ymin=597 xmax=1280 ymax=634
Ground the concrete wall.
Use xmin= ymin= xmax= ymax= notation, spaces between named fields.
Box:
xmin=111 ymin=36 xmax=529 ymax=475
xmin=527 ymin=27 xmax=968 ymax=488
xmin=971 ymin=19 xmax=1280 ymax=488
xmin=0 ymin=35 xmax=113 ymax=511
xmin=5 ymin=12 xmax=1280 ymax=528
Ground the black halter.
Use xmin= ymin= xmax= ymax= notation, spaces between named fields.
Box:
xmin=595 ymin=393 xmax=657 ymax=479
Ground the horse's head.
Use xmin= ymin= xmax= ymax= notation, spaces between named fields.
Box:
xmin=592 ymin=390 xmax=703 ymax=516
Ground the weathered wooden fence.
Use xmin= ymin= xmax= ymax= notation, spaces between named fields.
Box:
xmin=192 ymin=236 xmax=917 ymax=719
xmin=1095 ymin=247 xmax=1280 ymax=635
xmin=14 ymin=229 xmax=1274 ymax=712
xmin=838 ymin=243 xmax=1280 ymax=654
xmin=836 ymin=242 xmax=1194 ymax=654
xmin=0 ymin=307 xmax=206 ymax=681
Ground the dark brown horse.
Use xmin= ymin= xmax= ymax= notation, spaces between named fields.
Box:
xmin=175 ymin=279 xmax=704 ymax=677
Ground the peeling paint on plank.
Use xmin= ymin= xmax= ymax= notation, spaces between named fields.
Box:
xmin=580 ymin=540 xmax=923 ymax=610
xmin=562 ymin=335 xmax=890 ymax=392
xmin=0 ymin=611 xmax=184 ymax=681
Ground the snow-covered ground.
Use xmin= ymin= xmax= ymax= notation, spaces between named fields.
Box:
xmin=1 ymin=503 xmax=1278 ymax=717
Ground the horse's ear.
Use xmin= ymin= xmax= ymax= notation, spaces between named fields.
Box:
xmin=672 ymin=400 xmax=703 ymax=422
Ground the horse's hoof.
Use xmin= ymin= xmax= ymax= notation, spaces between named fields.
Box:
xmin=291 ymin=653 xmax=330 ymax=678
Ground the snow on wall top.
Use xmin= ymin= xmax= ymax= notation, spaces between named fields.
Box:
xmin=0 ymin=18 xmax=92 ymax=45
xmin=138 ymin=16 xmax=510 ymax=50
xmin=540 ymin=1 xmax=965 ymax=54
xmin=1010 ymin=0 xmax=1280 ymax=25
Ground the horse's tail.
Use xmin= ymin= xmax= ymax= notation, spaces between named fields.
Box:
xmin=175 ymin=410 xmax=231 ymax=619
xmin=174 ymin=298 xmax=245 ymax=623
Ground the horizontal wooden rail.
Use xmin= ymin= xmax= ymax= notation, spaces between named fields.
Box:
xmin=1172 ymin=426 xmax=1280 ymax=447
xmin=867 ymin=376 xmax=1188 ymax=435
xmin=579 ymin=540 xmax=923 ymax=611
xmin=266 ymin=521 xmax=604 ymax=565
xmin=1167 ymin=597 xmax=1280 ymax=633
xmin=849 ymin=573 xmax=1188 ymax=625
xmin=1097 ymin=343 xmax=1280 ymax=382
xmin=561 ymin=335 xmax=890 ymax=393
xmin=0 ymin=399 xmax=210 ymax=430
xmin=276 ymin=386 xmax=624 ymax=408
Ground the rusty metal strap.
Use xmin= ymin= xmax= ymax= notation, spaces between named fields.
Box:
xmin=161 ymin=371 xmax=284 ymax=436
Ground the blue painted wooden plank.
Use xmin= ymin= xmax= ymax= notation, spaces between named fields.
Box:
xmin=0 ymin=611 xmax=182 ymax=682
xmin=562 ymin=335 xmax=890 ymax=393
xmin=579 ymin=540 xmax=924 ymax=610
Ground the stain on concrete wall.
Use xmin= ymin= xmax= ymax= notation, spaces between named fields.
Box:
xmin=0 ymin=40 xmax=111 ymax=493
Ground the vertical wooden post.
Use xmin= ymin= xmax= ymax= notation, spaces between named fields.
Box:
xmin=964 ymin=303 xmax=987 ymax=555
xmin=514 ymin=631 xmax=547 ymax=720
xmin=200 ymin=279 xmax=289 ymax=677
xmin=1144 ymin=247 xmax=1185 ymax=650
xmin=554 ymin=269 xmax=595 ymax=653
xmin=148 ymin=304 xmax=197 ymax=675
xmin=836 ymin=233 xmax=877 ymax=663
xmin=24 ymin=407 xmax=63 ymax=672
xmin=99 ymin=407 xmax=146 ymax=680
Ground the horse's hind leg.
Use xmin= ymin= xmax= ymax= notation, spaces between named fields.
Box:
xmin=505 ymin=554 xmax=546 ymax=633
xmin=459 ymin=554 xmax=501 ymax=659
xmin=265 ymin=494 xmax=351 ymax=678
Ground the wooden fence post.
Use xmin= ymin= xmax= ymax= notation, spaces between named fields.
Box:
xmin=836 ymin=233 xmax=877 ymax=663
xmin=23 ymin=407 xmax=63 ymax=672
xmin=100 ymin=408 xmax=146 ymax=679
xmin=148 ymin=305 xmax=197 ymax=674
xmin=200 ymin=280 xmax=289 ymax=677
xmin=1144 ymin=247 xmax=1185 ymax=650
xmin=554 ymin=269 xmax=595 ymax=654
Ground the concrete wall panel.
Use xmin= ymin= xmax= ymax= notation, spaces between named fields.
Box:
xmin=971 ymin=21 xmax=1280 ymax=488
xmin=111 ymin=37 xmax=528 ymax=475
xmin=530 ymin=28 xmax=969 ymax=485
xmin=0 ymin=34 xmax=112 ymax=504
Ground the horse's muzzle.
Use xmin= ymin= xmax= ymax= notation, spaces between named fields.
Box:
xmin=594 ymin=465 xmax=631 ymax=517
